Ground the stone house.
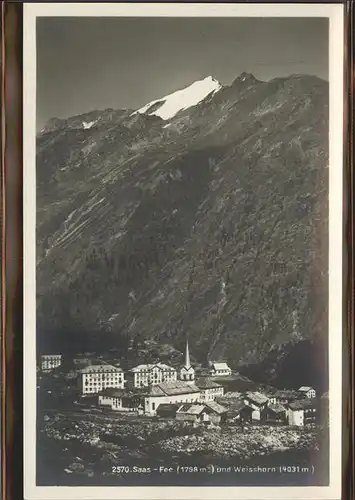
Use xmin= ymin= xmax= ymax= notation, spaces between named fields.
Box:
xmin=243 ymin=391 xmax=269 ymax=420
xmin=261 ymin=403 xmax=287 ymax=424
xmin=287 ymin=399 xmax=317 ymax=426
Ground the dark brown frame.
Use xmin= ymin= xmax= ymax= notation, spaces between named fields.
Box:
xmin=2 ymin=3 xmax=23 ymax=500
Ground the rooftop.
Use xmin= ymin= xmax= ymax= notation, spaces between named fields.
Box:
xmin=98 ymin=388 xmax=129 ymax=398
xmin=223 ymin=400 xmax=249 ymax=415
xmin=181 ymin=366 xmax=195 ymax=373
xmin=298 ymin=386 xmax=314 ymax=392
xmin=131 ymin=363 xmax=175 ymax=372
xmin=195 ymin=377 xmax=223 ymax=389
xmin=98 ymin=388 xmax=146 ymax=398
xmin=80 ymin=364 xmax=123 ymax=374
xmin=288 ymin=399 xmax=316 ymax=411
xmin=272 ymin=390 xmax=301 ymax=399
xmin=156 ymin=403 xmax=180 ymax=412
xmin=244 ymin=391 xmax=269 ymax=406
xmin=148 ymin=380 xmax=200 ymax=397
xmin=229 ymin=406 xmax=253 ymax=418
xmin=211 ymin=362 xmax=230 ymax=371
xmin=204 ymin=401 xmax=228 ymax=415
xmin=266 ymin=403 xmax=286 ymax=414
xmin=177 ymin=403 xmax=206 ymax=415
xmin=216 ymin=397 xmax=244 ymax=409
xmin=220 ymin=391 xmax=242 ymax=399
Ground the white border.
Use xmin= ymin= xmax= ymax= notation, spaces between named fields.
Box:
xmin=23 ymin=3 xmax=345 ymax=500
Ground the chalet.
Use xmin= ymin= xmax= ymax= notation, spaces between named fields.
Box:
xmin=209 ymin=362 xmax=232 ymax=377
xmin=156 ymin=403 xmax=180 ymax=418
xmin=203 ymin=401 xmax=228 ymax=425
xmin=41 ymin=354 xmax=62 ymax=372
xmin=176 ymin=401 xmax=228 ymax=426
xmin=216 ymin=397 xmax=253 ymax=424
xmin=287 ymin=399 xmax=317 ymax=427
xmin=195 ymin=377 xmax=224 ymax=402
xmin=127 ymin=363 xmax=177 ymax=388
xmin=144 ymin=380 xmax=201 ymax=415
xmin=298 ymin=386 xmax=316 ymax=399
xmin=78 ymin=364 xmax=125 ymax=395
xmin=261 ymin=403 xmax=287 ymax=424
xmin=98 ymin=388 xmax=145 ymax=413
xmin=229 ymin=402 xmax=253 ymax=424
xmin=268 ymin=390 xmax=301 ymax=405
xmin=243 ymin=392 xmax=269 ymax=420
xmin=176 ymin=403 xmax=206 ymax=424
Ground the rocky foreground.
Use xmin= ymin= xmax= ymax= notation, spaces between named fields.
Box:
xmin=39 ymin=411 xmax=324 ymax=475
xmin=158 ymin=425 xmax=318 ymax=460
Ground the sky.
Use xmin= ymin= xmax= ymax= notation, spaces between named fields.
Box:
xmin=36 ymin=17 xmax=328 ymax=130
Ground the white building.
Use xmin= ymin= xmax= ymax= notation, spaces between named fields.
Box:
xmin=180 ymin=340 xmax=195 ymax=382
xmin=98 ymin=389 xmax=125 ymax=410
xmin=98 ymin=388 xmax=144 ymax=413
xmin=195 ymin=377 xmax=224 ymax=402
xmin=41 ymin=354 xmax=62 ymax=372
xmin=144 ymin=380 xmax=201 ymax=415
xmin=287 ymin=399 xmax=317 ymax=426
xmin=209 ymin=362 xmax=232 ymax=377
xmin=79 ymin=364 xmax=124 ymax=395
xmin=128 ymin=363 xmax=177 ymax=388
xmin=298 ymin=386 xmax=316 ymax=399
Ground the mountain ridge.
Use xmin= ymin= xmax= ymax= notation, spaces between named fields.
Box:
xmin=39 ymin=72 xmax=327 ymax=136
xmin=36 ymin=72 xmax=329 ymax=389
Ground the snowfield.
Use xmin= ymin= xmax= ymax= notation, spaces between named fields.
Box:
xmin=132 ymin=76 xmax=222 ymax=120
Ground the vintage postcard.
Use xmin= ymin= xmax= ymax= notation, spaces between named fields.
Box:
xmin=23 ymin=3 xmax=344 ymax=499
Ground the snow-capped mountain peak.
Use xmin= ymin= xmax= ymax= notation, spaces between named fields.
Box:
xmin=132 ymin=76 xmax=222 ymax=121
xmin=82 ymin=120 xmax=97 ymax=130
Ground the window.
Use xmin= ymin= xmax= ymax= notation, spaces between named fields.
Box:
xmin=152 ymin=403 xmax=155 ymax=410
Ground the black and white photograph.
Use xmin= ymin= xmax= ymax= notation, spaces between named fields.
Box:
xmin=23 ymin=3 xmax=344 ymax=499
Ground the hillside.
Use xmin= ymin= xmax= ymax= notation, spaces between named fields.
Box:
xmin=36 ymin=73 xmax=329 ymax=388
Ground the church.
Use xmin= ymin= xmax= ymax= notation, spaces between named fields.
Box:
xmin=179 ymin=340 xmax=195 ymax=382
xmin=144 ymin=340 xmax=198 ymax=415
xmin=143 ymin=340 xmax=224 ymax=415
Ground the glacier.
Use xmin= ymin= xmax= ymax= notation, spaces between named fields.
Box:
xmin=131 ymin=76 xmax=222 ymax=121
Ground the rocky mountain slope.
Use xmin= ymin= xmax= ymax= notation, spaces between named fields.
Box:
xmin=36 ymin=72 xmax=329 ymax=387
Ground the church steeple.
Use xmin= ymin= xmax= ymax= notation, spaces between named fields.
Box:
xmin=185 ymin=340 xmax=191 ymax=369
xmin=180 ymin=339 xmax=195 ymax=382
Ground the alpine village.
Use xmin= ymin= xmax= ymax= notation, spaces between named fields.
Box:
xmin=40 ymin=342 xmax=321 ymax=426
xmin=38 ymin=336 xmax=329 ymax=485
